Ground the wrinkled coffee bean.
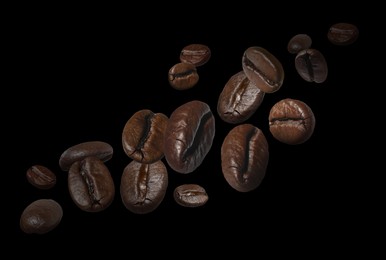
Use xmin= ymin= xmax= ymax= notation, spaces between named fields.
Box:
xmin=59 ymin=141 xmax=113 ymax=171
xmin=120 ymin=160 xmax=168 ymax=214
xmin=327 ymin=22 xmax=359 ymax=45
xmin=268 ymin=98 xmax=316 ymax=145
xmin=122 ymin=109 xmax=168 ymax=164
xmin=168 ymin=62 xmax=199 ymax=90
xmin=26 ymin=165 xmax=56 ymax=189
xmin=68 ymin=156 xmax=115 ymax=212
xmin=221 ymin=124 xmax=269 ymax=192
xmin=173 ymin=184 xmax=208 ymax=207
xmin=20 ymin=199 xmax=63 ymax=234
xmin=164 ymin=100 xmax=215 ymax=174
xmin=295 ymin=48 xmax=328 ymax=83
xmin=180 ymin=43 xmax=211 ymax=67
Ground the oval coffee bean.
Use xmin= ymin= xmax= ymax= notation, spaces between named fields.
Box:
xmin=217 ymin=70 xmax=265 ymax=124
xmin=68 ymin=156 xmax=115 ymax=212
xmin=268 ymin=98 xmax=315 ymax=145
xmin=242 ymin=46 xmax=284 ymax=93
xmin=221 ymin=124 xmax=269 ymax=192
xmin=164 ymin=100 xmax=215 ymax=174
xmin=287 ymin=33 xmax=312 ymax=54
xmin=327 ymin=22 xmax=359 ymax=46
xmin=173 ymin=184 xmax=208 ymax=207
xmin=59 ymin=141 xmax=113 ymax=171
xmin=168 ymin=62 xmax=199 ymax=90
xmin=179 ymin=43 xmax=211 ymax=67
xmin=120 ymin=160 xmax=168 ymax=214
xmin=295 ymin=48 xmax=328 ymax=83
xmin=122 ymin=109 xmax=168 ymax=164
xmin=20 ymin=199 xmax=63 ymax=234
xmin=26 ymin=165 xmax=56 ymax=189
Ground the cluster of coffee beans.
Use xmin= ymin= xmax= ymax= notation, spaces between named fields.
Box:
xmin=19 ymin=22 xmax=358 ymax=234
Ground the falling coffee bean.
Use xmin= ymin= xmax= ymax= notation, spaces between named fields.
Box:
xmin=168 ymin=62 xmax=199 ymax=90
xmin=180 ymin=43 xmax=211 ymax=67
xmin=173 ymin=184 xmax=208 ymax=207
xmin=327 ymin=22 xmax=359 ymax=46
xmin=295 ymin=48 xmax=328 ymax=83
xmin=26 ymin=165 xmax=56 ymax=189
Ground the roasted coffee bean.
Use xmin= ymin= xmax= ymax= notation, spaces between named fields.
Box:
xmin=20 ymin=199 xmax=63 ymax=234
xmin=168 ymin=62 xmax=199 ymax=90
xmin=173 ymin=184 xmax=208 ymax=207
xmin=242 ymin=46 xmax=284 ymax=93
xmin=295 ymin=48 xmax=328 ymax=83
xmin=120 ymin=160 xmax=168 ymax=214
xmin=26 ymin=165 xmax=56 ymax=189
xmin=122 ymin=109 xmax=168 ymax=164
xmin=59 ymin=141 xmax=113 ymax=171
xmin=217 ymin=71 xmax=265 ymax=124
xmin=328 ymin=22 xmax=359 ymax=45
xmin=287 ymin=34 xmax=312 ymax=54
xmin=221 ymin=124 xmax=269 ymax=192
xmin=269 ymin=98 xmax=315 ymax=145
xmin=164 ymin=100 xmax=215 ymax=174
xmin=180 ymin=43 xmax=211 ymax=67
xmin=68 ymin=156 xmax=115 ymax=212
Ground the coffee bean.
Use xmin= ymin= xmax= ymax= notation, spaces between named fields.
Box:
xmin=120 ymin=160 xmax=168 ymax=214
xmin=221 ymin=124 xmax=269 ymax=192
xmin=295 ymin=48 xmax=328 ymax=83
xmin=168 ymin=62 xmax=199 ymax=90
xmin=180 ymin=43 xmax=211 ymax=67
xmin=217 ymin=71 xmax=265 ymax=124
xmin=173 ymin=184 xmax=208 ymax=207
xmin=287 ymin=33 xmax=312 ymax=54
xmin=268 ymin=98 xmax=315 ymax=145
xmin=242 ymin=46 xmax=284 ymax=93
xmin=164 ymin=100 xmax=215 ymax=174
xmin=26 ymin=165 xmax=56 ymax=189
xmin=328 ymin=22 xmax=359 ymax=45
xmin=68 ymin=156 xmax=115 ymax=212
xmin=122 ymin=109 xmax=168 ymax=164
xmin=20 ymin=199 xmax=63 ymax=234
xmin=59 ymin=141 xmax=113 ymax=171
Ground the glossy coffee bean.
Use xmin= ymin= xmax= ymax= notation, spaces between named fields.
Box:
xmin=287 ymin=33 xmax=312 ymax=54
xmin=217 ymin=70 xmax=265 ymax=124
xmin=26 ymin=165 xmax=56 ymax=189
xmin=180 ymin=43 xmax=211 ymax=67
xmin=242 ymin=46 xmax=284 ymax=93
xmin=269 ymin=98 xmax=315 ymax=145
xmin=328 ymin=22 xmax=359 ymax=45
xmin=120 ymin=160 xmax=168 ymax=214
xmin=68 ymin=156 xmax=115 ymax=212
xmin=164 ymin=100 xmax=215 ymax=174
xmin=173 ymin=184 xmax=208 ymax=207
xmin=168 ymin=62 xmax=199 ymax=90
xmin=295 ymin=48 xmax=328 ymax=83
xmin=221 ymin=124 xmax=269 ymax=192
xmin=122 ymin=109 xmax=168 ymax=164
xmin=20 ymin=199 xmax=63 ymax=234
xmin=59 ymin=141 xmax=113 ymax=171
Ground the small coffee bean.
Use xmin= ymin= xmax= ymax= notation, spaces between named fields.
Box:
xmin=287 ymin=33 xmax=312 ymax=54
xmin=295 ymin=48 xmax=328 ymax=83
xmin=268 ymin=98 xmax=315 ymax=145
xmin=26 ymin=165 xmax=56 ymax=189
xmin=327 ymin=22 xmax=359 ymax=45
xmin=173 ymin=184 xmax=208 ymax=207
xmin=180 ymin=43 xmax=211 ymax=67
xmin=20 ymin=199 xmax=63 ymax=234
xmin=168 ymin=62 xmax=199 ymax=90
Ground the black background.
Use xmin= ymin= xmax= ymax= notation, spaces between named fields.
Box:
xmin=7 ymin=4 xmax=374 ymax=252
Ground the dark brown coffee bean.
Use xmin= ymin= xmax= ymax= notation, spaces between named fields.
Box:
xmin=173 ymin=184 xmax=208 ymax=207
xmin=120 ymin=160 xmax=168 ymax=214
xmin=242 ymin=46 xmax=284 ymax=93
xmin=26 ymin=165 xmax=56 ymax=189
xmin=59 ymin=141 xmax=113 ymax=171
xmin=20 ymin=199 xmax=63 ymax=234
xmin=217 ymin=71 xmax=265 ymax=124
xmin=328 ymin=22 xmax=359 ymax=45
xmin=179 ymin=44 xmax=211 ymax=67
xmin=68 ymin=156 xmax=115 ymax=212
xmin=269 ymin=98 xmax=315 ymax=145
xmin=122 ymin=109 xmax=168 ymax=164
xmin=164 ymin=100 xmax=215 ymax=174
xmin=295 ymin=48 xmax=328 ymax=83
xmin=287 ymin=34 xmax=312 ymax=54
xmin=221 ymin=124 xmax=269 ymax=192
xmin=168 ymin=62 xmax=199 ymax=90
